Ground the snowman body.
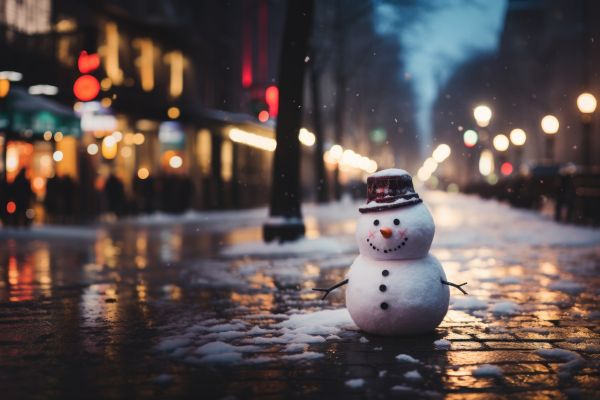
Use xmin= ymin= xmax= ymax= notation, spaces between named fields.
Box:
xmin=345 ymin=180 xmax=450 ymax=336
xmin=346 ymin=254 xmax=449 ymax=336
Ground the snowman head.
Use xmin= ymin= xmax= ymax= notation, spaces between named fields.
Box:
xmin=356 ymin=203 xmax=434 ymax=260
xmin=356 ymin=169 xmax=434 ymax=260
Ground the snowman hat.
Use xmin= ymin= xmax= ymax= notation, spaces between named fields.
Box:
xmin=359 ymin=168 xmax=422 ymax=213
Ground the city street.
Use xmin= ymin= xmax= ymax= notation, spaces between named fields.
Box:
xmin=0 ymin=191 xmax=599 ymax=399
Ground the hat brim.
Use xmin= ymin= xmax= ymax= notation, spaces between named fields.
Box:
xmin=358 ymin=197 xmax=422 ymax=213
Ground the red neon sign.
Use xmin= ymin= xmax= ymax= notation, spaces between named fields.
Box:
xmin=265 ymin=85 xmax=279 ymax=118
xmin=73 ymin=75 xmax=100 ymax=101
xmin=78 ymin=51 xmax=100 ymax=74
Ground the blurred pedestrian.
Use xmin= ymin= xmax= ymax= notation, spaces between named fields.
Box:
xmin=0 ymin=175 xmax=8 ymax=226
xmin=133 ymin=173 xmax=155 ymax=214
xmin=104 ymin=173 xmax=126 ymax=217
xmin=12 ymin=169 xmax=33 ymax=227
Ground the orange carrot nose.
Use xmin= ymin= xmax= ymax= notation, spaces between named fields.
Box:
xmin=380 ymin=227 xmax=392 ymax=238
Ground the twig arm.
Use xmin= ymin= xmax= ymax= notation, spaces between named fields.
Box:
xmin=441 ymin=279 xmax=468 ymax=295
xmin=312 ymin=279 xmax=349 ymax=300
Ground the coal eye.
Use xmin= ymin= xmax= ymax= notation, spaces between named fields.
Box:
xmin=373 ymin=219 xmax=379 ymax=226
xmin=393 ymin=219 xmax=400 ymax=226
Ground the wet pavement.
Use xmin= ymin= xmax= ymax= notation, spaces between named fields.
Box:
xmin=0 ymin=192 xmax=599 ymax=399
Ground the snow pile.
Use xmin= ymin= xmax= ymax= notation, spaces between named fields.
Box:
xmin=395 ymin=354 xmax=420 ymax=363
xmin=472 ymin=364 xmax=504 ymax=378
xmin=434 ymin=339 xmax=451 ymax=349
xmin=451 ymin=297 xmax=487 ymax=311
xmin=548 ymin=281 xmax=586 ymax=295
xmin=535 ymin=348 xmax=585 ymax=378
xmin=498 ymin=276 xmax=521 ymax=284
xmin=155 ymin=309 xmax=357 ymax=366
xmin=345 ymin=378 xmax=366 ymax=388
xmin=390 ymin=385 xmax=414 ymax=394
xmin=426 ymin=191 xmax=600 ymax=248
xmin=275 ymin=309 xmax=355 ymax=334
xmin=403 ymin=370 xmax=423 ymax=381
xmin=282 ymin=352 xmax=324 ymax=361
xmin=222 ymin=237 xmax=355 ymax=257
xmin=0 ymin=225 xmax=103 ymax=240
xmin=490 ymin=301 xmax=520 ymax=316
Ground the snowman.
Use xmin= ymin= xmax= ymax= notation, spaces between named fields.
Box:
xmin=313 ymin=169 xmax=467 ymax=336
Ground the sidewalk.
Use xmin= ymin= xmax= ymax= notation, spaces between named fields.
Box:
xmin=0 ymin=192 xmax=599 ymax=399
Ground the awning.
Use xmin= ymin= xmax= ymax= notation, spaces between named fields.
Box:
xmin=0 ymin=86 xmax=81 ymax=139
xmin=191 ymin=108 xmax=274 ymax=138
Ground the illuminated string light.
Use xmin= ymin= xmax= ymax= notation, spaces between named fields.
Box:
xmin=463 ymin=130 xmax=478 ymax=147
xmin=169 ymin=155 xmax=183 ymax=168
xmin=322 ymin=144 xmax=377 ymax=173
xmin=298 ymin=128 xmax=316 ymax=146
xmin=229 ymin=128 xmax=276 ymax=152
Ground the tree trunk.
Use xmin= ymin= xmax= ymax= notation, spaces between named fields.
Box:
xmin=310 ymin=58 xmax=328 ymax=203
xmin=263 ymin=0 xmax=314 ymax=242
xmin=332 ymin=0 xmax=346 ymax=201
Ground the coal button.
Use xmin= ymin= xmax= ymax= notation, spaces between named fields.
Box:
xmin=379 ymin=284 xmax=387 ymax=292
xmin=380 ymin=302 xmax=389 ymax=310
xmin=382 ymin=269 xmax=389 ymax=277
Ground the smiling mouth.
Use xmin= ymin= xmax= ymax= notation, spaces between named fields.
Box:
xmin=366 ymin=237 xmax=408 ymax=253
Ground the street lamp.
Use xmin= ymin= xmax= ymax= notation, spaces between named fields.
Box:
xmin=493 ymin=134 xmax=509 ymax=171
xmin=472 ymin=105 xmax=492 ymax=183
xmin=493 ymin=134 xmax=509 ymax=152
xmin=473 ymin=105 xmax=492 ymax=128
xmin=509 ymin=128 xmax=526 ymax=146
xmin=510 ymin=128 xmax=526 ymax=170
xmin=541 ymin=115 xmax=559 ymax=163
xmin=576 ymin=92 xmax=597 ymax=169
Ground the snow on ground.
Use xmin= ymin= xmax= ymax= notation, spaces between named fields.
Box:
xmin=426 ymin=191 xmax=600 ymax=248
xmin=345 ymin=378 xmax=366 ymax=388
xmin=222 ymin=237 xmax=355 ymax=257
xmin=535 ymin=348 xmax=585 ymax=378
xmin=472 ymin=364 xmax=504 ymax=378
xmin=143 ymin=191 xmax=599 ymax=371
xmin=0 ymin=225 xmax=105 ymax=240
xmin=548 ymin=281 xmax=587 ymax=295
xmin=395 ymin=354 xmax=420 ymax=363
xmin=434 ymin=339 xmax=451 ymax=349
xmin=155 ymin=309 xmax=358 ymax=366
xmin=451 ymin=297 xmax=487 ymax=311
xmin=403 ymin=370 xmax=423 ymax=381
xmin=490 ymin=301 xmax=521 ymax=316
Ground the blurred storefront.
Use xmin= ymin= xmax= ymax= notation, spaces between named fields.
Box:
xmin=0 ymin=0 xmax=298 ymax=223
xmin=0 ymin=85 xmax=81 ymax=221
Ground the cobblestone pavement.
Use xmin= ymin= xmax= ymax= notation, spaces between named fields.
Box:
xmin=0 ymin=192 xmax=599 ymax=399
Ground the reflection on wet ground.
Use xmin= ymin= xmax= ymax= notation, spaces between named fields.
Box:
xmin=0 ymin=193 xmax=599 ymax=399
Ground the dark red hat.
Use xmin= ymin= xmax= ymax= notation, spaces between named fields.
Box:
xmin=359 ymin=169 xmax=422 ymax=213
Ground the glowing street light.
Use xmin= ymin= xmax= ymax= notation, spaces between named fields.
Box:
xmin=509 ymin=128 xmax=526 ymax=146
xmin=473 ymin=105 xmax=492 ymax=128
xmin=432 ymin=144 xmax=451 ymax=162
xmin=479 ymin=149 xmax=494 ymax=176
xmin=541 ymin=115 xmax=559 ymax=163
xmin=577 ymin=92 xmax=597 ymax=114
xmin=463 ymin=130 xmax=478 ymax=147
xmin=541 ymin=115 xmax=559 ymax=135
xmin=510 ymin=128 xmax=526 ymax=169
xmin=577 ymin=93 xmax=596 ymax=169
xmin=493 ymin=134 xmax=509 ymax=152
xmin=329 ymin=144 xmax=343 ymax=161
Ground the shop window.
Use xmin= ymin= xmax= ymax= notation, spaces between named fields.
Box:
xmin=1 ymin=0 xmax=51 ymax=34
xmin=164 ymin=50 xmax=184 ymax=98
xmin=197 ymin=129 xmax=211 ymax=175
xmin=221 ymin=140 xmax=233 ymax=182
xmin=133 ymin=38 xmax=154 ymax=91
xmin=103 ymin=22 xmax=123 ymax=85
